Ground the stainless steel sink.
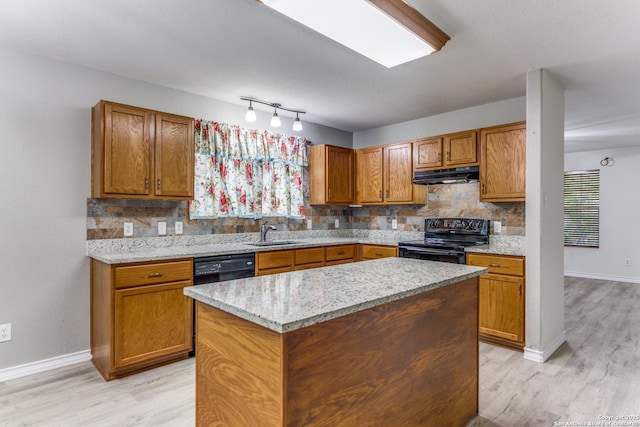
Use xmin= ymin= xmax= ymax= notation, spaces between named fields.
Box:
xmin=247 ymin=240 xmax=300 ymax=247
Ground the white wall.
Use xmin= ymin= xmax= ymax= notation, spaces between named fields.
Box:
xmin=0 ymin=46 xmax=351 ymax=370
xmin=353 ymin=97 xmax=526 ymax=148
xmin=564 ymin=146 xmax=640 ymax=283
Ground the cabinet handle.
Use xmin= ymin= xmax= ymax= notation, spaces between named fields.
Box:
xmin=437 ymin=153 xmax=441 ymax=162
xmin=519 ymin=283 xmax=522 ymax=296
xmin=488 ymin=263 xmax=501 ymax=267
xmin=337 ymin=251 xmax=345 ymax=255
xmin=328 ymin=189 xmax=331 ymax=199
xmin=482 ymin=183 xmax=485 ymax=194
xmin=446 ymin=152 xmax=450 ymax=161
xmin=157 ymin=178 xmax=161 ymax=191
xmin=375 ymin=252 xmax=383 ymax=256
xmin=148 ymin=272 xmax=164 ymax=278
xmin=145 ymin=177 xmax=149 ymax=190
xmin=378 ymin=190 xmax=382 ymax=199
xmin=386 ymin=189 xmax=389 ymax=198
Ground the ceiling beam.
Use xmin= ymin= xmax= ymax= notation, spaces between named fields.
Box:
xmin=365 ymin=0 xmax=450 ymax=51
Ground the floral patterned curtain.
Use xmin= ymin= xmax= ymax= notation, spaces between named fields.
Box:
xmin=189 ymin=120 xmax=308 ymax=219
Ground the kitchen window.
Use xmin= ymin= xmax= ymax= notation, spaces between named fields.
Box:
xmin=189 ymin=120 xmax=308 ymax=219
xmin=564 ymin=169 xmax=600 ymax=248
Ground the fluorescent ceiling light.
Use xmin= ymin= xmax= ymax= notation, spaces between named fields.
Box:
xmin=261 ymin=0 xmax=449 ymax=68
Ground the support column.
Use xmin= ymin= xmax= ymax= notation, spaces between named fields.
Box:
xmin=524 ymin=68 xmax=566 ymax=362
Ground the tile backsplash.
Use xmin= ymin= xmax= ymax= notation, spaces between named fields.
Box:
xmin=87 ymin=182 xmax=524 ymax=239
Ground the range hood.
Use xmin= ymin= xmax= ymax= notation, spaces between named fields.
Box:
xmin=412 ymin=166 xmax=480 ymax=185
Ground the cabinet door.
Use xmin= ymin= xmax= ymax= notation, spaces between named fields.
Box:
xmin=478 ymin=274 xmax=524 ymax=345
xmin=355 ymin=147 xmax=383 ymax=204
xmin=480 ymin=123 xmax=526 ymax=202
xmin=155 ymin=114 xmax=194 ymax=199
xmin=413 ymin=137 xmax=443 ymax=169
xmin=326 ymin=146 xmax=354 ymax=203
xmin=114 ymin=281 xmax=193 ymax=370
xmin=360 ymin=244 xmax=398 ymax=260
xmin=445 ymin=131 xmax=477 ymax=166
xmin=384 ymin=143 xmax=413 ymax=202
xmin=103 ymin=103 xmax=151 ymax=195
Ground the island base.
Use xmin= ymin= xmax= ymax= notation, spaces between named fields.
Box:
xmin=195 ymin=277 xmax=479 ymax=426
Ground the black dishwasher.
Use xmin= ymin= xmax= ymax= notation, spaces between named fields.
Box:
xmin=191 ymin=252 xmax=255 ymax=355
xmin=193 ymin=252 xmax=255 ymax=285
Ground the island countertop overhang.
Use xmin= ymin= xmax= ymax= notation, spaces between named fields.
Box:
xmin=184 ymin=257 xmax=487 ymax=333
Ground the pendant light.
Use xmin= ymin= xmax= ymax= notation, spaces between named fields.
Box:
xmin=245 ymin=101 xmax=257 ymax=122
xmin=270 ymin=105 xmax=281 ymax=127
xmin=293 ymin=112 xmax=303 ymax=131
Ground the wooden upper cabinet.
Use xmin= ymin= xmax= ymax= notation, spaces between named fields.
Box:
xmin=154 ymin=113 xmax=194 ymax=198
xmin=355 ymin=146 xmax=383 ymax=204
xmin=309 ymin=144 xmax=354 ymax=205
xmin=480 ymin=122 xmax=526 ymax=202
xmin=101 ymin=103 xmax=152 ymax=196
xmin=355 ymin=142 xmax=425 ymax=205
xmin=413 ymin=137 xmax=443 ymax=169
xmin=384 ymin=142 xmax=414 ymax=203
xmin=92 ymin=100 xmax=194 ymax=200
xmin=445 ymin=131 xmax=478 ymax=166
xmin=414 ymin=131 xmax=478 ymax=170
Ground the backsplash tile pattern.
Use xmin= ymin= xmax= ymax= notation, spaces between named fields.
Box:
xmin=87 ymin=182 xmax=524 ymax=239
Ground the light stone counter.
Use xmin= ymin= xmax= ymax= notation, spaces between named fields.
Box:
xmin=465 ymin=235 xmax=526 ymax=257
xmin=184 ymin=257 xmax=486 ymax=333
xmin=86 ymin=230 xmax=423 ymax=264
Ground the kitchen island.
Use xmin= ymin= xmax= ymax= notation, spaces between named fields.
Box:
xmin=184 ymin=257 xmax=487 ymax=426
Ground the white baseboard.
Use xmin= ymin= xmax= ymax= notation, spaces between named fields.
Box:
xmin=565 ymin=271 xmax=640 ymax=284
xmin=523 ymin=330 xmax=566 ymax=363
xmin=0 ymin=350 xmax=91 ymax=382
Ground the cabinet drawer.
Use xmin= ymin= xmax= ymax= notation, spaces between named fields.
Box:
xmin=325 ymin=244 xmax=356 ymax=262
xmin=295 ymin=247 xmax=325 ymax=266
xmin=361 ymin=245 xmax=397 ymax=259
xmin=467 ymin=253 xmax=524 ymax=276
xmin=114 ymin=260 xmax=192 ymax=289
xmin=257 ymin=250 xmax=295 ymax=270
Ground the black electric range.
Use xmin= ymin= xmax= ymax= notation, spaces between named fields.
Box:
xmin=398 ymin=218 xmax=489 ymax=264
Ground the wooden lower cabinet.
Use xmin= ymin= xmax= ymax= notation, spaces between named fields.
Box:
xmin=467 ymin=253 xmax=525 ymax=350
xmin=257 ymin=243 xmax=389 ymax=276
xmin=90 ymin=258 xmax=193 ymax=380
xmin=294 ymin=247 xmax=325 ymax=270
xmin=256 ymin=250 xmax=295 ymax=276
xmin=359 ymin=244 xmax=398 ymax=261
xmin=325 ymin=244 xmax=356 ymax=266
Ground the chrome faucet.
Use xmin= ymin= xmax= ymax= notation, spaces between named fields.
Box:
xmin=260 ymin=221 xmax=277 ymax=242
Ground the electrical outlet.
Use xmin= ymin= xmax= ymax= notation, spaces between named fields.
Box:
xmin=493 ymin=221 xmax=502 ymax=234
xmin=175 ymin=221 xmax=183 ymax=235
xmin=625 ymin=259 xmax=632 ymax=267
xmin=307 ymin=219 xmax=313 ymax=230
xmin=0 ymin=323 xmax=11 ymax=343
xmin=391 ymin=219 xmax=398 ymax=229
xmin=123 ymin=222 xmax=133 ymax=237
xmin=158 ymin=222 xmax=167 ymax=236
xmin=334 ymin=219 xmax=339 ymax=228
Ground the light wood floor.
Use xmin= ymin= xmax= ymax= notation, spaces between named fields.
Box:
xmin=1 ymin=277 xmax=639 ymax=427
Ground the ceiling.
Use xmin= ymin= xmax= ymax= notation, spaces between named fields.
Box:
xmin=2 ymin=0 xmax=640 ymax=153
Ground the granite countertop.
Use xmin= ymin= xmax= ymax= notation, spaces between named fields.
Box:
xmin=184 ymin=257 xmax=487 ymax=333
xmin=86 ymin=230 xmax=424 ymax=264
xmin=465 ymin=235 xmax=526 ymax=257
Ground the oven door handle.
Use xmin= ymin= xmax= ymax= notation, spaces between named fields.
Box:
xmin=399 ymin=247 xmax=461 ymax=257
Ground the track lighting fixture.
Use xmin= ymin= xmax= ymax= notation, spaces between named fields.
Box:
xmin=241 ymin=97 xmax=306 ymax=131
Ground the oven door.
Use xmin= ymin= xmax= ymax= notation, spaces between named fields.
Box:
xmin=398 ymin=245 xmax=465 ymax=264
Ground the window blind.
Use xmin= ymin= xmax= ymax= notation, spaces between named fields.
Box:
xmin=564 ymin=169 xmax=600 ymax=247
